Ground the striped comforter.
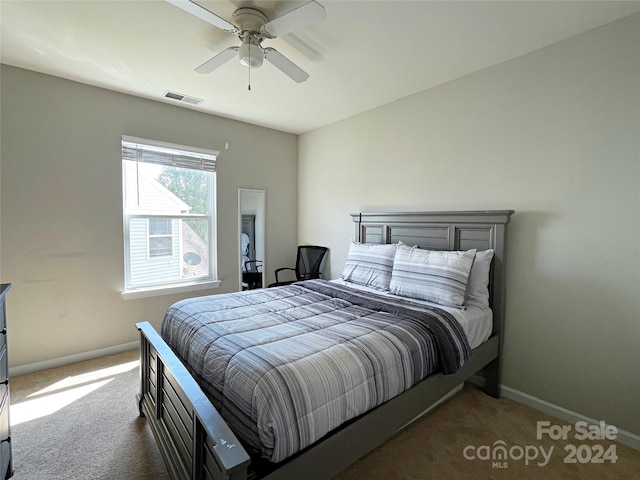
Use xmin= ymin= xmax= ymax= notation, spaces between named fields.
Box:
xmin=161 ymin=279 xmax=471 ymax=463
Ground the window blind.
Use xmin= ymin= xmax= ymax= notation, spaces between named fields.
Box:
xmin=122 ymin=136 xmax=218 ymax=173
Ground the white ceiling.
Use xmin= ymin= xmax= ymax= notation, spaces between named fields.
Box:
xmin=2 ymin=1 xmax=639 ymax=134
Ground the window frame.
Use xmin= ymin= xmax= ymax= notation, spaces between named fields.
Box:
xmin=121 ymin=136 xmax=221 ymax=299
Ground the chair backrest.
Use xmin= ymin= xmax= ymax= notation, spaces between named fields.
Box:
xmin=295 ymin=245 xmax=328 ymax=281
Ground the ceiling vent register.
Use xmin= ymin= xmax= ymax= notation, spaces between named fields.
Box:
xmin=163 ymin=91 xmax=203 ymax=105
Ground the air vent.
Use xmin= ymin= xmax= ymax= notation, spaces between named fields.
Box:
xmin=163 ymin=91 xmax=203 ymax=105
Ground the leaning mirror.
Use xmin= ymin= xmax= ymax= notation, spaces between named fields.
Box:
xmin=238 ymin=188 xmax=265 ymax=291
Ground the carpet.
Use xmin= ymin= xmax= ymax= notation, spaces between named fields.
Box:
xmin=9 ymin=350 xmax=640 ymax=479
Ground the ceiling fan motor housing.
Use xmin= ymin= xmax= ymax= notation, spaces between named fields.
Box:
xmin=233 ymin=8 xmax=267 ymax=35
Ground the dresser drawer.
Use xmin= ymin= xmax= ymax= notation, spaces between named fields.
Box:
xmin=0 ymin=327 xmax=5 ymax=358
xmin=0 ymin=398 xmax=10 ymax=480
xmin=0 ymin=442 xmax=9 ymax=480
xmin=0 ymin=394 xmax=8 ymax=439
xmin=0 ymin=347 xmax=6 ymax=405
xmin=0 ymin=284 xmax=11 ymax=480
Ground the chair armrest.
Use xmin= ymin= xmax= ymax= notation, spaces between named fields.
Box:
xmin=245 ymin=260 xmax=263 ymax=272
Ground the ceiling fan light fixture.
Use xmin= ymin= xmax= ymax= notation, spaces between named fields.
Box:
xmin=239 ymin=42 xmax=264 ymax=68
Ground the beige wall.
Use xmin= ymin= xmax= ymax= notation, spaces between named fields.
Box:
xmin=0 ymin=66 xmax=298 ymax=368
xmin=1 ymin=11 xmax=638 ymax=441
xmin=299 ymin=15 xmax=640 ymax=436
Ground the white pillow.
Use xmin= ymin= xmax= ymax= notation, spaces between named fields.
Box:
xmin=341 ymin=242 xmax=397 ymax=291
xmin=389 ymin=244 xmax=476 ymax=307
xmin=465 ymin=249 xmax=494 ymax=310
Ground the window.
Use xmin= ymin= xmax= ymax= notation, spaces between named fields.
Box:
xmin=148 ymin=218 xmax=173 ymax=258
xmin=121 ymin=136 xmax=219 ymax=298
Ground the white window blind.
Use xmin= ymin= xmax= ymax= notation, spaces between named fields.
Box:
xmin=122 ymin=135 xmax=218 ymax=172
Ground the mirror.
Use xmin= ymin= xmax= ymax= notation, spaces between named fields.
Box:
xmin=238 ymin=188 xmax=265 ymax=291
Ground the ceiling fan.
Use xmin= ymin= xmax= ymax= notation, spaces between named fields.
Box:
xmin=167 ymin=0 xmax=326 ymax=85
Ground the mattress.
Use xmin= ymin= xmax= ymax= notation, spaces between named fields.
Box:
xmin=161 ymin=279 xmax=472 ymax=463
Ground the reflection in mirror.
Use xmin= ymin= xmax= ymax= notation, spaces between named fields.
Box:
xmin=238 ymin=189 xmax=265 ymax=291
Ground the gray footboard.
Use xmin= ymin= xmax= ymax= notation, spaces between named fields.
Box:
xmin=137 ymin=322 xmax=250 ymax=480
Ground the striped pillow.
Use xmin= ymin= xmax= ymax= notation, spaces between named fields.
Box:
xmin=389 ymin=244 xmax=476 ymax=307
xmin=341 ymin=242 xmax=397 ymax=291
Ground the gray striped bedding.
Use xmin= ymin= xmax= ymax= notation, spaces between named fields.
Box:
xmin=161 ymin=279 xmax=471 ymax=463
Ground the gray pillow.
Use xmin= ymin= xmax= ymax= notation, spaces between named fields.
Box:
xmin=341 ymin=242 xmax=397 ymax=291
xmin=390 ymin=243 xmax=476 ymax=307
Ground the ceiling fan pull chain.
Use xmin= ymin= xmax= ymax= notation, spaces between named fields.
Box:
xmin=248 ymin=44 xmax=252 ymax=91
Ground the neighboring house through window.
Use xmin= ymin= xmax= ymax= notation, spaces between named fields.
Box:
xmin=121 ymin=136 xmax=219 ymax=298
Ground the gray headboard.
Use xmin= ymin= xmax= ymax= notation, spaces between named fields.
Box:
xmin=350 ymin=210 xmax=514 ymax=338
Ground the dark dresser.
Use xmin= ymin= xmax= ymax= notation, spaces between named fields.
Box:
xmin=0 ymin=284 xmax=12 ymax=479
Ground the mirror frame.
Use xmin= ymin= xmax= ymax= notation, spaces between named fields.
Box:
xmin=238 ymin=188 xmax=266 ymax=291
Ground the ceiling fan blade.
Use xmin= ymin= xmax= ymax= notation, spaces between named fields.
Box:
xmin=166 ymin=0 xmax=237 ymax=32
xmin=261 ymin=1 xmax=326 ymax=38
xmin=195 ymin=47 xmax=239 ymax=73
xmin=264 ymin=48 xmax=309 ymax=83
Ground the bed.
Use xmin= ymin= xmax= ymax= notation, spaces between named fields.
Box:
xmin=136 ymin=210 xmax=514 ymax=480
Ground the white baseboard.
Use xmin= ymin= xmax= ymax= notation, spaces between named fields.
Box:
xmin=501 ymin=384 xmax=640 ymax=452
xmin=9 ymin=341 xmax=139 ymax=377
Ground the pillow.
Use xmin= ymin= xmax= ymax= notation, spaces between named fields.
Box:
xmin=389 ymin=244 xmax=476 ymax=307
xmin=341 ymin=242 xmax=397 ymax=291
xmin=465 ymin=249 xmax=494 ymax=310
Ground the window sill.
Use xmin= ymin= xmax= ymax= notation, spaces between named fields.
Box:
xmin=121 ymin=280 xmax=222 ymax=300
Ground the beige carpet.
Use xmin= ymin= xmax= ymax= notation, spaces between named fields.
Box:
xmin=9 ymin=350 xmax=639 ymax=479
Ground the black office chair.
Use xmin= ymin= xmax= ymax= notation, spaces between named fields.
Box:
xmin=242 ymin=260 xmax=263 ymax=290
xmin=268 ymin=245 xmax=328 ymax=287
